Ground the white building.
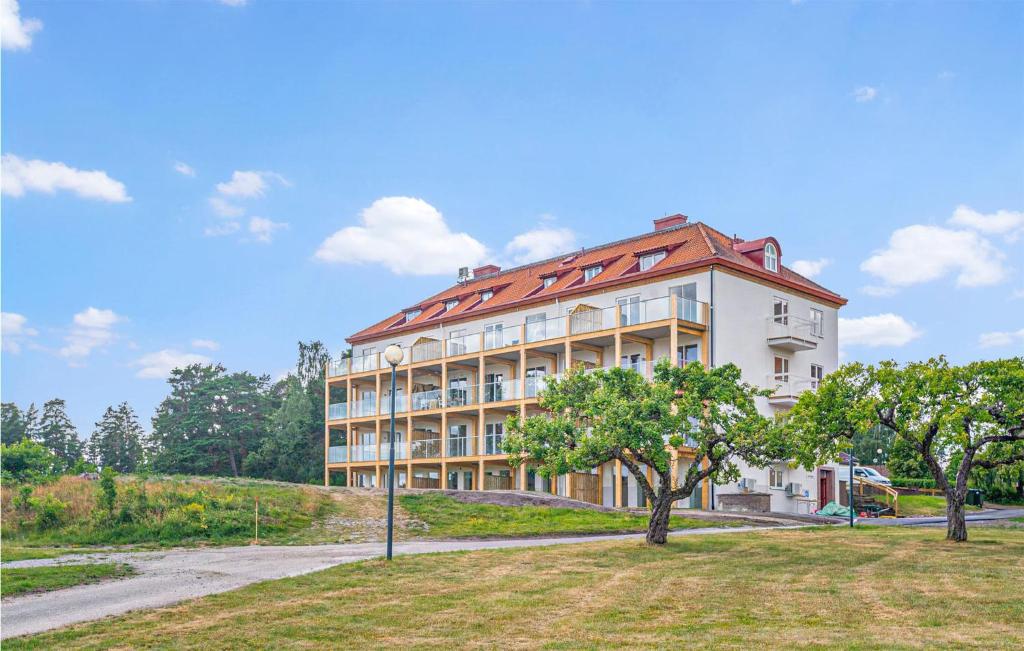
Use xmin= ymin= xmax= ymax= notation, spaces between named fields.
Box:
xmin=324 ymin=214 xmax=845 ymax=514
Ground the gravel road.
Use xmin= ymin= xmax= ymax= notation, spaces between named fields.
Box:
xmin=1 ymin=524 xmax=782 ymax=639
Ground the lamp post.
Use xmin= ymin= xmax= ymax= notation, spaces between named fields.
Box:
xmin=383 ymin=344 xmax=404 ymax=560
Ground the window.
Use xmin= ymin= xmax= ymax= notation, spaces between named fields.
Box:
xmin=764 ymin=243 xmax=778 ymax=272
xmin=810 ymin=364 xmax=824 ymax=389
xmin=617 ymin=294 xmax=640 ymax=326
xmin=525 ymin=365 xmax=547 ymax=398
xmin=485 ymin=422 xmax=504 ymax=455
xmin=447 ymin=424 xmax=469 ymax=457
xmin=583 ymin=265 xmax=603 ymax=282
xmin=405 ymin=309 xmax=421 ymax=322
xmin=484 ymin=323 xmax=503 ymax=349
xmin=639 ymin=250 xmax=666 ymax=272
xmin=444 ymin=299 xmax=459 ymax=311
xmin=769 ymin=467 xmax=784 ymax=489
xmin=671 ymin=283 xmax=698 ymax=321
xmin=480 ymin=290 xmax=493 ymax=302
xmin=543 ymin=276 xmax=556 ymax=288
xmin=678 ymin=344 xmax=699 ymax=367
xmin=620 ymin=353 xmax=643 ymax=372
xmin=774 ymin=356 xmax=790 ymax=382
xmin=525 ymin=313 xmax=547 ymax=342
xmin=810 ymin=308 xmax=824 ymax=337
xmin=773 ymin=297 xmax=789 ymax=325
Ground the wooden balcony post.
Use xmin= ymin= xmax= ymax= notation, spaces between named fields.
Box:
xmin=614 ymin=459 xmax=623 ymax=508
xmin=669 ymin=295 xmax=679 ymax=367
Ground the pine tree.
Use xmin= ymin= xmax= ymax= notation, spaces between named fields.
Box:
xmin=87 ymin=402 xmax=147 ymax=472
xmin=36 ymin=399 xmax=83 ymax=470
xmin=2 ymin=402 xmax=39 ymax=445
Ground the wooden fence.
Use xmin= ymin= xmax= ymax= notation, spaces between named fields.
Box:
xmin=484 ymin=474 xmax=514 ymax=491
xmin=570 ymin=472 xmax=602 ymax=505
xmin=410 ymin=476 xmax=440 ymax=489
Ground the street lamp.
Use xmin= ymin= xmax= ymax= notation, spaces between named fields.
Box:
xmin=383 ymin=344 xmax=404 ymax=560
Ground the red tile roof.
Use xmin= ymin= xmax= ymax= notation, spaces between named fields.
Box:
xmin=347 ymin=221 xmax=846 ymax=344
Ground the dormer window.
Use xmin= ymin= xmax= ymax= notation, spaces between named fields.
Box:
xmin=764 ymin=243 xmax=778 ymax=272
xmin=543 ymin=276 xmax=556 ymax=289
xmin=639 ymin=250 xmax=666 ymax=272
xmin=583 ymin=265 xmax=603 ymax=282
xmin=444 ymin=299 xmax=459 ymax=311
xmin=480 ymin=290 xmax=493 ymax=303
xmin=405 ymin=309 xmax=422 ymax=322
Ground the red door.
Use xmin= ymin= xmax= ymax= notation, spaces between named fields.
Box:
xmin=818 ymin=468 xmax=834 ymax=509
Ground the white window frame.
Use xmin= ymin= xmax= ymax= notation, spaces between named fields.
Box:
xmin=769 ymin=467 xmax=784 ymax=489
xmin=543 ymin=276 xmax=556 ymax=288
xmin=810 ymin=364 xmax=824 ymax=390
xmin=810 ymin=308 xmax=824 ymax=337
xmin=484 ymin=322 xmax=503 ymax=349
xmin=444 ymin=299 xmax=459 ymax=311
xmin=583 ymin=265 xmax=603 ymax=282
xmin=639 ymin=250 xmax=666 ymax=272
xmin=764 ymin=243 xmax=778 ymax=272
xmin=480 ymin=290 xmax=493 ymax=302
xmin=405 ymin=309 xmax=421 ymax=321
xmin=616 ymin=294 xmax=640 ymax=326
xmin=773 ymin=297 xmax=789 ymax=325
xmin=774 ymin=356 xmax=790 ymax=383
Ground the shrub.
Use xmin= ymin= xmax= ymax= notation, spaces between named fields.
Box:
xmin=891 ymin=477 xmax=937 ymax=489
xmin=1 ymin=439 xmax=60 ymax=483
xmin=30 ymin=495 xmax=68 ymax=531
xmin=99 ymin=468 xmax=118 ymax=514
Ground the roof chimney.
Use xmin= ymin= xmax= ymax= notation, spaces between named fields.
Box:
xmin=653 ymin=214 xmax=688 ymax=231
xmin=472 ymin=264 xmax=501 ymax=278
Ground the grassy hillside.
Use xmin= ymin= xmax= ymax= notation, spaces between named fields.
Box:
xmin=0 ymin=475 xmax=334 ymax=549
xmin=898 ymin=494 xmax=981 ymax=517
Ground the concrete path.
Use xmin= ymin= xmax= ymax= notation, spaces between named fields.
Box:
xmin=1 ymin=524 xmax=790 ymax=640
xmin=859 ymin=507 xmax=1024 ymax=527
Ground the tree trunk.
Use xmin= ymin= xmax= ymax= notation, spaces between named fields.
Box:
xmin=228 ymin=449 xmax=239 ymax=478
xmin=646 ymin=493 xmax=673 ymax=545
xmin=946 ymin=491 xmax=968 ymax=542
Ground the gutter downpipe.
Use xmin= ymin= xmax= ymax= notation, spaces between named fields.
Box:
xmin=709 ymin=265 xmax=716 ymax=511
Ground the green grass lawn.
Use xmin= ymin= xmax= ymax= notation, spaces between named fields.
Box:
xmin=1012 ymin=516 xmax=1024 ymax=524
xmin=0 ymin=547 xmax=109 ymax=562
xmin=1 ymin=563 xmax=134 ymax=598
xmin=898 ymin=493 xmax=981 ymax=517
xmin=400 ymin=493 xmax=723 ymax=538
xmin=6 ymin=526 xmax=1022 ymax=649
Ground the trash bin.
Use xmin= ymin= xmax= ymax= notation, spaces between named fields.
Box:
xmin=966 ymin=489 xmax=983 ymax=507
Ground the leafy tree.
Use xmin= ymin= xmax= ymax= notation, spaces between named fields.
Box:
xmin=887 ymin=435 xmax=930 ymax=479
xmin=1 ymin=438 xmax=60 ymax=483
xmin=36 ymin=399 xmax=84 ymax=471
xmin=243 ymin=375 xmax=317 ymax=482
xmin=150 ymin=364 xmax=274 ymax=476
xmin=2 ymin=402 xmax=39 ymax=446
xmin=297 ymin=340 xmax=331 ymax=390
xmin=87 ymin=403 xmax=147 ymax=472
xmin=851 ymin=424 xmax=894 ymax=467
xmin=788 ymin=357 xmax=1024 ymax=542
xmin=504 ymin=361 xmax=781 ymax=544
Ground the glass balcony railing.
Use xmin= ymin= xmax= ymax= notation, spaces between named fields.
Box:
xmin=380 ymin=394 xmax=408 ymax=415
xmin=411 ymin=339 xmax=442 ymax=363
xmin=350 ymin=443 xmax=377 ymax=462
xmin=410 ymin=437 xmax=441 ymax=459
xmin=445 ymin=385 xmax=478 ymax=408
xmin=411 ymin=389 xmax=443 ymax=411
xmin=483 ymin=327 xmax=522 ymax=351
xmin=351 ymin=398 xmax=377 ymax=418
xmin=484 ymin=433 xmax=505 ymax=456
xmin=446 ymin=334 xmax=482 ymax=357
xmin=327 ymin=445 xmax=348 ymax=463
xmin=677 ymin=298 xmax=703 ymax=324
xmin=328 ymin=402 xmax=348 ymax=420
xmin=525 ymin=315 xmax=564 ymax=343
xmin=446 ymin=436 xmax=476 ymax=458
xmin=350 ymin=354 xmax=379 ymax=374
xmin=328 ymin=359 xmax=349 ymax=377
xmin=380 ymin=441 xmax=407 ymax=460
xmin=483 ymin=379 xmax=519 ymax=403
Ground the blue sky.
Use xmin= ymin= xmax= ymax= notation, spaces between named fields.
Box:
xmin=2 ymin=0 xmax=1022 ymax=436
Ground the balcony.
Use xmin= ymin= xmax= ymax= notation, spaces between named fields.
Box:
xmin=350 ymin=443 xmax=377 ymax=462
xmin=446 ymin=334 xmax=482 ymax=357
xmin=483 ymin=379 xmax=519 ymax=403
xmin=446 ymin=385 xmax=478 ymax=408
xmin=328 ymin=359 xmax=349 ymax=377
xmin=350 ymin=398 xmax=377 ymax=418
xmin=447 ymin=436 xmax=476 ymax=458
xmin=328 ymin=402 xmax=348 ymax=420
xmin=380 ymin=441 xmax=407 ymax=461
xmin=410 ymin=436 xmax=441 ymax=459
xmin=767 ymin=316 xmax=818 ymax=352
xmin=411 ymin=339 xmax=442 ymax=363
xmin=766 ymin=374 xmax=816 ymax=407
xmin=483 ymin=327 xmax=522 ymax=351
xmin=327 ymin=445 xmax=348 ymax=463
xmin=380 ymin=394 xmax=408 ymax=415
xmin=350 ymin=354 xmax=379 ymax=374
xmin=484 ymin=433 xmax=505 ymax=456
xmin=411 ymin=389 xmax=443 ymax=411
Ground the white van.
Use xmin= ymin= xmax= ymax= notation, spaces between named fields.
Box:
xmin=836 ymin=465 xmax=892 ymax=486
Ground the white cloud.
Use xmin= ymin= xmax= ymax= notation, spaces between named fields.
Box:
xmin=248 ymin=216 xmax=288 ymax=243
xmin=173 ymin=161 xmax=196 ymax=177
xmin=208 ymin=196 xmax=245 ymax=218
xmin=1 ymin=0 xmax=42 ymax=51
xmin=839 ymin=314 xmax=922 ymax=348
xmin=134 ymin=349 xmax=211 ymax=379
xmin=853 ymin=86 xmax=878 ymax=103
xmin=504 ymin=224 xmax=577 ymax=266
xmin=978 ymin=328 xmax=1024 ymax=349
xmin=204 ymin=221 xmax=241 ymax=237
xmin=2 ymin=311 xmax=38 ymax=353
xmin=315 ymin=197 xmax=488 ymax=275
xmin=790 ymin=258 xmax=831 ymax=279
xmin=59 ymin=307 xmax=121 ymax=363
xmin=191 ymin=339 xmax=220 ymax=350
xmin=860 ymin=225 xmax=1007 ymax=292
xmin=948 ymin=205 xmax=1024 ymax=243
xmin=215 ymin=170 xmax=288 ymax=198
xmin=1 ymin=154 xmax=130 ymax=202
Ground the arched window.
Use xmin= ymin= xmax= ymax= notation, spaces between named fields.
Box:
xmin=764 ymin=243 xmax=778 ymax=272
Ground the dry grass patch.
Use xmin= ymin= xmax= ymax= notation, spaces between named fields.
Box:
xmin=7 ymin=526 xmax=1024 ymax=649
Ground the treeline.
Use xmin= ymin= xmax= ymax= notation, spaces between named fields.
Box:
xmin=2 ymin=341 xmax=333 ymax=486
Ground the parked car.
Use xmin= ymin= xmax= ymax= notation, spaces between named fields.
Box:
xmin=837 ymin=465 xmax=892 ymax=486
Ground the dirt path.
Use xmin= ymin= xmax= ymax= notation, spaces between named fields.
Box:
xmin=0 ymin=524 xmax=796 ymax=640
